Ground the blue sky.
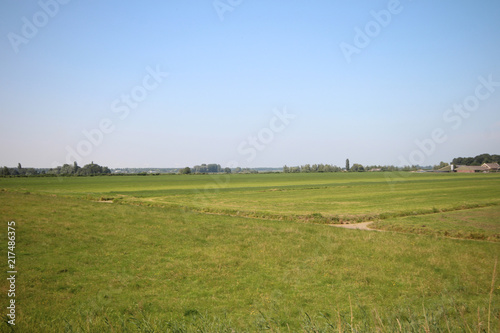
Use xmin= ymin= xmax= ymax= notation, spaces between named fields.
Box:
xmin=1 ymin=0 xmax=499 ymax=168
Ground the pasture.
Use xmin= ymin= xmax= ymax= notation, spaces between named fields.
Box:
xmin=0 ymin=172 xmax=499 ymax=331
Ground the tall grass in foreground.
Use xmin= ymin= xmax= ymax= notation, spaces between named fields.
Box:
xmin=15 ymin=295 xmax=499 ymax=332
xmin=0 ymin=189 xmax=498 ymax=332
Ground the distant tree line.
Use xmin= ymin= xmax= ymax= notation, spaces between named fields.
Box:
xmin=191 ymin=164 xmax=223 ymax=173
xmin=179 ymin=164 xmax=258 ymax=174
xmin=4 ymin=153 xmax=497 ymax=178
xmin=283 ymin=164 xmax=343 ymax=173
xmin=0 ymin=162 xmax=110 ymax=177
xmin=232 ymin=167 xmax=259 ymax=174
xmin=452 ymin=153 xmax=500 ymax=166
xmin=114 ymin=168 xmax=179 ymax=174
xmin=364 ymin=165 xmax=412 ymax=171
xmin=49 ymin=161 xmax=111 ymax=176
xmin=0 ymin=163 xmax=39 ymax=176
xmin=283 ymin=163 xmax=448 ymax=173
xmin=432 ymin=161 xmax=450 ymax=170
xmin=283 ymin=163 xmax=373 ymax=173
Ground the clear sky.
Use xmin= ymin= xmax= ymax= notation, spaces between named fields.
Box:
xmin=1 ymin=0 xmax=499 ymax=168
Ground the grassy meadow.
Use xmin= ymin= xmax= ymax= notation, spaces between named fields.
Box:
xmin=1 ymin=172 xmax=499 ymax=235
xmin=374 ymin=205 xmax=500 ymax=242
xmin=0 ymin=172 xmax=499 ymax=331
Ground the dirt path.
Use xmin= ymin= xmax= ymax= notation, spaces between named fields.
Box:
xmin=329 ymin=221 xmax=379 ymax=231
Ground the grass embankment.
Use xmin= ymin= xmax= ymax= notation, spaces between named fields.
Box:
xmin=0 ymin=191 xmax=499 ymax=332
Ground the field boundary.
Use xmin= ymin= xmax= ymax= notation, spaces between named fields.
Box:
xmin=129 ymin=199 xmax=500 ymax=225
xmin=117 ymin=198 xmax=500 ymax=242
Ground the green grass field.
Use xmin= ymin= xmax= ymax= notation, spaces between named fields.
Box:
xmin=374 ymin=205 xmax=500 ymax=242
xmin=1 ymin=172 xmax=499 ymax=237
xmin=0 ymin=172 xmax=499 ymax=331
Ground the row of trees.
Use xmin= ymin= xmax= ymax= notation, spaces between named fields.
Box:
xmin=0 ymin=162 xmax=111 ymax=177
xmin=433 ymin=161 xmax=449 ymax=170
xmin=191 ymin=164 xmax=223 ymax=173
xmin=452 ymin=154 xmax=500 ymax=166
xmin=283 ymin=164 xmax=343 ymax=173
xmin=179 ymin=165 xmax=259 ymax=174
xmin=4 ymin=154 xmax=497 ymax=177
xmin=283 ymin=159 xmax=367 ymax=173
xmin=283 ymin=163 xmax=368 ymax=173
xmin=283 ymin=162 xmax=455 ymax=173
xmin=0 ymin=163 xmax=39 ymax=176
xmin=48 ymin=162 xmax=111 ymax=176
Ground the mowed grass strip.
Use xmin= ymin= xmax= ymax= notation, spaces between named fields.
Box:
xmin=0 ymin=191 xmax=498 ymax=332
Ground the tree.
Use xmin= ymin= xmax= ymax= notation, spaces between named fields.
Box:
xmin=60 ymin=164 xmax=73 ymax=175
xmin=24 ymin=168 xmax=37 ymax=176
xmin=350 ymin=163 xmax=365 ymax=172
xmin=192 ymin=164 xmax=222 ymax=173
xmin=433 ymin=161 xmax=449 ymax=170
xmin=193 ymin=164 xmax=208 ymax=173
xmin=224 ymin=167 xmax=232 ymax=174
xmin=1 ymin=166 xmax=10 ymax=176
xmin=15 ymin=163 xmax=25 ymax=175
xmin=452 ymin=153 xmax=500 ymax=166
xmin=180 ymin=167 xmax=191 ymax=175
xmin=346 ymin=159 xmax=350 ymax=171
xmin=283 ymin=165 xmax=289 ymax=173
xmin=77 ymin=162 xmax=110 ymax=176
xmin=207 ymin=164 xmax=222 ymax=173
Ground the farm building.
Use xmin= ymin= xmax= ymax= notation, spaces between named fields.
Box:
xmin=456 ymin=165 xmax=488 ymax=173
xmin=482 ymin=162 xmax=500 ymax=171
